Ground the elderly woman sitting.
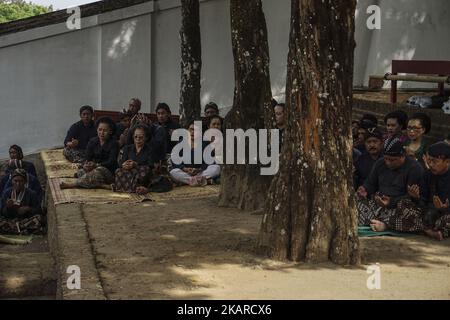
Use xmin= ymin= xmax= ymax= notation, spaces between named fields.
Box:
xmin=0 ymin=169 xmax=43 ymax=235
xmin=60 ymin=117 xmax=119 ymax=190
xmin=114 ymin=125 xmax=155 ymax=192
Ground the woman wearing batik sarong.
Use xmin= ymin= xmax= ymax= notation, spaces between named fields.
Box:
xmin=0 ymin=145 xmax=37 ymax=179
xmin=356 ymin=136 xmax=424 ymax=233
xmin=114 ymin=125 xmax=155 ymax=192
xmin=60 ymin=117 xmax=119 ymax=190
xmin=63 ymin=105 xmax=97 ymax=163
xmin=0 ymin=169 xmax=43 ymax=235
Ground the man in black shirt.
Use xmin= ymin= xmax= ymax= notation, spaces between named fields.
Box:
xmin=63 ymin=105 xmax=97 ymax=162
xmin=155 ymin=103 xmax=180 ymax=154
xmin=356 ymin=136 xmax=424 ymax=233
xmin=354 ymin=127 xmax=383 ymax=189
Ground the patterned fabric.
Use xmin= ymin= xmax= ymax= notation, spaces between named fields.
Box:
xmin=76 ymin=166 xmax=114 ymax=188
xmin=0 ymin=215 xmax=44 ymax=235
xmin=435 ymin=214 xmax=450 ymax=238
xmin=114 ymin=165 xmax=151 ymax=192
xmin=357 ymin=197 xmax=424 ymax=233
xmin=63 ymin=147 xmax=86 ymax=163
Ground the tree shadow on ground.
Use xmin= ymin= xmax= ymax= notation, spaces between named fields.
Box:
xmin=80 ymin=196 xmax=450 ymax=299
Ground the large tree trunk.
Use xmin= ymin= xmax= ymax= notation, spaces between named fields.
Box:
xmin=179 ymin=0 xmax=201 ymax=127
xmin=218 ymin=0 xmax=273 ymax=211
xmin=258 ymin=0 xmax=360 ymax=265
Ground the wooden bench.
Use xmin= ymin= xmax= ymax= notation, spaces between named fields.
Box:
xmin=390 ymin=60 xmax=450 ymax=104
xmin=93 ymin=110 xmax=180 ymax=124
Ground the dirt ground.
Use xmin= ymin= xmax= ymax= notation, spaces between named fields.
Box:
xmin=81 ymin=196 xmax=450 ymax=300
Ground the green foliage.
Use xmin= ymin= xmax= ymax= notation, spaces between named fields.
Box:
xmin=0 ymin=0 xmax=52 ymax=23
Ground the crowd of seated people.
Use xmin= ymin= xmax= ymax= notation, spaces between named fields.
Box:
xmin=59 ymin=98 xmax=223 ymax=191
xmin=353 ymin=110 xmax=450 ymax=241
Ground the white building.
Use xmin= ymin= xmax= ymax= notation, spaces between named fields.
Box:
xmin=0 ymin=0 xmax=449 ymax=158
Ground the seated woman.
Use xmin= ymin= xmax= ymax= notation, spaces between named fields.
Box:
xmin=63 ymin=105 xmax=97 ymax=163
xmin=0 ymin=169 xmax=43 ymax=235
xmin=0 ymin=170 xmax=43 ymax=204
xmin=114 ymin=125 xmax=155 ymax=192
xmin=404 ymin=112 xmax=431 ymax=167
xmin=169 ymin=120 xmax=220 ymax=186
xmin=383 ymin=110 xmax=408 ymax=142
xmin=60 ymin=117 xmax=119 ymax=190
xmin=0 ymin=145 xmax=37 ymax=179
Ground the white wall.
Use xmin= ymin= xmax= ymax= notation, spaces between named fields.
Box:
xmin=0 ymin=0 xmax=449 ymax=158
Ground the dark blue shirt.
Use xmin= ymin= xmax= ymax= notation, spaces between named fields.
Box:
xmin=171 ymin=142 xmax=211 ymax=171
xmin=4 ymin=160 xmax=37 ymax=178
xmin=160 ymin=120 xmax=181 ymax=153
xmin=1 ymin=187 xmax=41 ymax=219
xmin=119 ymin=143 xmax=155 ymax=167
xmin=64 ymin=120 xmax=97 ymax=150
xmin=354 ymin=151 xmax=383 ymax=188
xmin=0 ymin=173 xmax=43 ymax=203
xmin=364 ymin=156 xmax=423 ymax=209
xmin=421 ymin=169 xmax=450 ymax=214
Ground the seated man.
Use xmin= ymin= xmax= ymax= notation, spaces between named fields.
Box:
xmin=354 ymin=116 xmax=377 ymax=153
xmin=0 ymin=169 xmax=43 ymax=235
xmin=204 ymin=102 xmax=219 ymax=117
xmin=354 ymin=127 xmax=383 ymax=189
xmin=356 ymin=136 xmax=423 ymax=233
xmin=420 ymin=142 xmax=450 ymax=240
xmin=156 ymin=102 xmax=180 ymax=154
xmin=63 ymin=105 xmax=97 ymax=163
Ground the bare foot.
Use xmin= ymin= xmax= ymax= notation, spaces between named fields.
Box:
xmin=424 ymin=229 xmax=444 ymax=241
xmin=370 ymin=219 xmax=387 ymax=232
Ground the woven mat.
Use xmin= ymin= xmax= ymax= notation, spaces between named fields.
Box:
xmin=48 ymin=177 xmax=219 ymax=205
xmin=41 ymin=149 xmax=78 ymax=178
xmin=48 ymin=178 xmax=151 ymax=205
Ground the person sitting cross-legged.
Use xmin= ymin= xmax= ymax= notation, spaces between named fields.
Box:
xmin=420 ymin=142 xmax=450 ymax=241
xmin=60 ymin=117 xmax=119 ymax=190
xmin=0 ymin=169 xmax=44 ymax=235
xmin=169 ymin=120 xmax=220 ymax=186
xmin=114 ymin=125 xmax=155 ymax=192
xmin=356 ymin=136 xmax=424 ymax=233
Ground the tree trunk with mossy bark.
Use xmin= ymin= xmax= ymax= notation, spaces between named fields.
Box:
xmin=180 ymin=0 xmax=202 ymax=127
xmin=218 ymin=0 xmax=274 ymax=211
xmin=258 ymin=0 xmax=360 ymax=265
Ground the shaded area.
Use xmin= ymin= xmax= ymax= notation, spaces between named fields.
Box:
xmin=82 ymin=197 xmax=450 ymax=299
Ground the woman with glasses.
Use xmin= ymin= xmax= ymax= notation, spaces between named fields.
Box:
xmin=405 ymin=112 xmax=431 ymax=167
xmin=113 ymin=124 xmax=155 ymax=192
